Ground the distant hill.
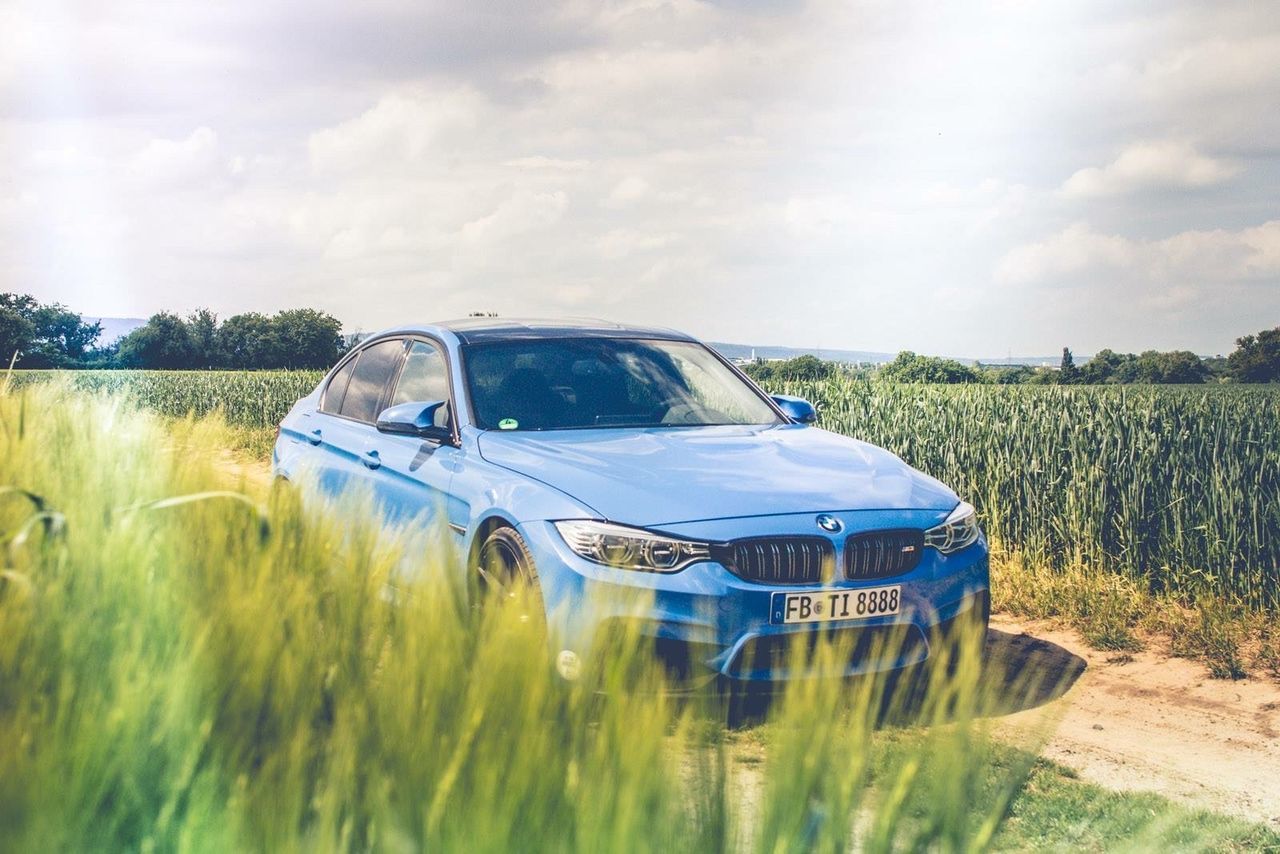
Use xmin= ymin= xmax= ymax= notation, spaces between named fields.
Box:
xmin=88 ymin=317 xmax=147 ymax=344
xmin=973 ymin=355 xmax=1064 ymax=367
xmin=710 ymin=341 xmax=1061 ymax=367
xmin=709 ymin=342 xmax=896 ymax=364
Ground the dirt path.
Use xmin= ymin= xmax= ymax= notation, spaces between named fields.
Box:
xmin=213 ymin=451 xmax=272 ymax=498
xmin=988 ymin=614 xmax=1280 ymax=828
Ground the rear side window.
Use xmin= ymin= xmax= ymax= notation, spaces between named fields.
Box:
xmin=391 ymin=340 xmax=451 ymax=428
xmin=391 ymin=341 xmax=449 ymax=406
xmin=336 ymin=338 xmax=406 ymax=423
xmin=320 ymin=356 xmax=358 ymax=415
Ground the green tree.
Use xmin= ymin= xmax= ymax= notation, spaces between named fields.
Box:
xmin=0 ymin=305 xmax=36 ymax=365
xmin=742 ymin=355 xmax=838 ymax=383
xmin=117 ymin=313 xmax=197 ymax=369
xmin=1080 ymin=349 xmax=1132 ymax=384
xmin=187 ymin=309 xmax=220 ymax=369
xmin=880 ymin=351 xmax=980 ymax=384
xmin=217 ymin=313 xmax=279 ymax=369
xmin=771 ymin=355 xmax=835 ymax=382
xmin=29 ymin=305 xmax=102 ymax=366
xmin=272 ymin=308 xmax=345 ymax=369
xmin=0 ymin=293 xmax=39 ymax=318
xmin=1228 ymin=327 xmax=1280 ymax=383
xmin=981 ymin=364 xmax=1035 ymax=384
xmin=1026 ymin=368 xmax=1059 ymax=385
xmin=1202 ymin=355 xmax=1231 ymax=382
xmin=0 ymin=293 xmax=101 ymax=367
xmin=1057 ymin=347 xmax=1081 ymax=384
xmin=82 ymin=340 xmax=120 ymax=368
xmin=1130 ymin=350 xmax=1207 ymax=384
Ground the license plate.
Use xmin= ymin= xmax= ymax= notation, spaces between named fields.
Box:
xmin=772 ymin=585 xmax=902 ymax=625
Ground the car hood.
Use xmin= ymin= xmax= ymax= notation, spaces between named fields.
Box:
xmin=476 ymin=424 xmax=959 ymax=526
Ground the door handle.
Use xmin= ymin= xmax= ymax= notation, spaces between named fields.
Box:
xmin=308 ymin=428 xmax=323 ymax=446
xmin=362 ymin=449 xmax=381 ymax=470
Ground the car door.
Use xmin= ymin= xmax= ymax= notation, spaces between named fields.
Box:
xmin=309 ymin=336 xmax=408 ymax=503
xmin=365 ymin=337 xmax=467 ymax=536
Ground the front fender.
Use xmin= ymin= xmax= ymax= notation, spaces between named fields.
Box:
xmin=451 ymin=448 xmax=599 ymax=562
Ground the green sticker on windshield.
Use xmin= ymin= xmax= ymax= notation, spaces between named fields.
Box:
xmin=498 ymin=418 xmax=519 ymax=430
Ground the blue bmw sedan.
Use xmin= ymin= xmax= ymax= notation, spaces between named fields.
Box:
xmin=273 ymin=318 xmax=989 ymax=685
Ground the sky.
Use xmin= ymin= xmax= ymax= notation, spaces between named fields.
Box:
xmin=1 ymin=0 xmax=1277 ymax=357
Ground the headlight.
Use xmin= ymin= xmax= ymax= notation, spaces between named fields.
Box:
xmin=924 ymin=501 xmax=980 ymax=554
xmin=553 ymin=520 xmax=710 ymax=573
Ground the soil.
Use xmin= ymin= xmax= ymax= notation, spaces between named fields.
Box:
xmin=216 ymin=451 xmax=272 ymax=496
xmin=987 ymin=614 xmax=1280 ymax=828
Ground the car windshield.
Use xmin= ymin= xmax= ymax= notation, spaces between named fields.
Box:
xmin=463 ymin=338 xmax=783 ymax=431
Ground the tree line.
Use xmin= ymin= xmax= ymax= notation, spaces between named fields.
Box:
xmin=1 ymin=293 xmax=346 ymax=370
xmin=115 ymin=308 xmax=345 ymax=369
xmin=742 ymin=331 xmax=1280 ymax=385
xmin=0 ymin=293 xmax=103 ymax=368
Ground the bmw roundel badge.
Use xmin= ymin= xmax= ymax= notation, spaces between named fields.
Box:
xmin=815 ymin=514 xmax=843 ymax=534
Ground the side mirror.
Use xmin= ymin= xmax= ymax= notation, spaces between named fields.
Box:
xmin=376 ymin=400 xmax=453 ymax=443
xmin=771 ymin=395 xmax=817 ymax=425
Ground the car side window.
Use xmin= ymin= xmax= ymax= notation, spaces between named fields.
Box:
xmin=320 ymin=355 xmax=358 ymax=415
xmin=391 ymin=340 xmax=451 ymax=427
xmin=338 ymin=338 xmax=406 ymax=423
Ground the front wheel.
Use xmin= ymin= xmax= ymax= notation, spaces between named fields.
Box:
xmin=474 ymin=526 xmax=546 ymax=631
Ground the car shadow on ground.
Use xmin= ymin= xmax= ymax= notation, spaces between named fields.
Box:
xmin=978 ymin=627 xmax=1088 ymax=717
xmin=723 ymin=628 xmax=1087 ymax=729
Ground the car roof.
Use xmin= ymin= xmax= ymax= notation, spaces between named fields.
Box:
xmin=390 ymin=317 xmax=698 ymax=345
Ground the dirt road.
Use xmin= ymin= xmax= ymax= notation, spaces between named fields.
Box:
xmin=988 ymin=615 xmax=1280 ymax=828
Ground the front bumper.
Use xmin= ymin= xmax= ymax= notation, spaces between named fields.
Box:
xmin=516 ymin=509 xmax=991 ymax=685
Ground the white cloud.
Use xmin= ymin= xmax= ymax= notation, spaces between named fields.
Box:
xmin=996 ymin=223 xmax=1135 ymax=284
xmin=997 ymin=220 xmax=1280 ymax=286
xmin=502 ymin=156 xmax=590 ymax=171
xmin=603 ymin=176 xmax=650 ymax=208
xmin=30 ymin=146 xmax=108 ymax=175
xmin=459 ymin=191 xmax=568 ymax=244
xmin=596 ymin=228 xmax=673 ymax=260
xmin=1139 ymin=33 xmax=1280 ymax=101
xmin=308 ymin=90 xmax=483 ymax=174
xmin=1061 ymin=141 xmax=1240 ymax=198
xmin=128 ymin=127 xmax=220 ymax=186
xmin=781 ymin=195 xmax=907 ymax=242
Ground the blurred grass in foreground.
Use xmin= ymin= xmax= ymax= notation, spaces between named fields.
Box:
xmin=1 ymin=381 xmax=1276 ymax=852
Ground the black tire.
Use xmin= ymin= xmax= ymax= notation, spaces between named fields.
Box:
xmin=474 ymin=526 xmax=546 ymax=630
xmin=724 ymin=683 xmax=774 ymax=729
xmin=268 ymin=476 xmax=302 ymax=515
